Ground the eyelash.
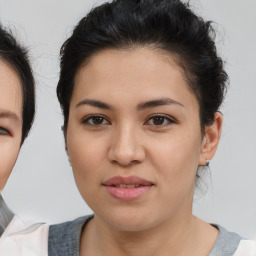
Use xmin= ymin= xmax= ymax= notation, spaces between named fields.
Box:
xmin=0 ymin=126 xmax=10 ymax=135
xmin=82 ymin=114 xmax=175 ymax=127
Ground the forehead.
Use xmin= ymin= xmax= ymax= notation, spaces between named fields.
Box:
xmin=0 ymin=59 xmax=23 ymax=118
xmin=73 ymin=48 xmax=198 ymax=110
xmin=78 ymin=47 xmax=185 ymax=81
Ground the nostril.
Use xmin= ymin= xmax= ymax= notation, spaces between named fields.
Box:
xmin=111 ymin=159 xmax=140 ymax=166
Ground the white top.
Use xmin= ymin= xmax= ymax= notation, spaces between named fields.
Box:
xmin=234 ymin=240 xmax=256 ymax=256
xmin=0 ymin=215 xmax=49 ymax=256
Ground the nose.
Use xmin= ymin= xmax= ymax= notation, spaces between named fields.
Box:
xmin=108 ymin=124 xmax=145 ymax=166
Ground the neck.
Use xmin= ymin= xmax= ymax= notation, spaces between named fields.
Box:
xmin=81 ymin=211 xmax=218 ymax=256
xmin=0 ymin=194 xmax=14 ymax=236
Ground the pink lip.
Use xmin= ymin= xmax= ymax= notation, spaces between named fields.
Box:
xmin=103 ymin=175 xmax=153 ymax=186
xmin=103 ymin=176 xmax=154 ymax=201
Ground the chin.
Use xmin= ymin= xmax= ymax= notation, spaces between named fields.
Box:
xmin=96 ymin=207 xmax=159 ymax=232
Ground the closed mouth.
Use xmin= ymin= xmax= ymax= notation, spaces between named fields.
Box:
xmin=103 ymin=175 xmax=154 ymax=187
xmin=103 ymin=176 xmax=154 ymax=200
xmin=105 ymin=184 xmax=153 ymax=188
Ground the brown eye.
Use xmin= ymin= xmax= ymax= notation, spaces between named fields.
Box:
xmin=0 ymin=127 xmax=10 ymax=135
xmin=91 ymin=116 xmax=104 ymax=125
xmin=82 ymin=115 xmax=110 ymax=126
xmin=146 ymin=115 xmax=175 ymax=126
xmin=152 ymin=116 xmax=165 ymax=125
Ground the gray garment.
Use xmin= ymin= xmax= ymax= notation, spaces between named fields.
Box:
xmin=48 ymin=215 xmax=243 ymax=256
xmin=209 ymin=224 xmax=242 ymax=256
xmin=0 ymin=194 xmax=14 ymax=236
xmin=49 ymin=215 xmax=92 ymax=256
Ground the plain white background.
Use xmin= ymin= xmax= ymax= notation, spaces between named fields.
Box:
xmin=0 ymin=0 xmax=256 ymax=238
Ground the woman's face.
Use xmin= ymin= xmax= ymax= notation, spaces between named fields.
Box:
xmin=67 ymin=48 xmax=220 ymax=231
xmin=0 ymin=60 xmax=22 ymax=190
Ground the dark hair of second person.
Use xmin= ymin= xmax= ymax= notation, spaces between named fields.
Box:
xmin=0 ymin=24 xmax=35 ymax=144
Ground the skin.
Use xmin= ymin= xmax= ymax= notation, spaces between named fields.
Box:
xmin=66 ymin=48 xmax=222 ymax=256
xmin=0 ymin=59 xmax=22 ymax=190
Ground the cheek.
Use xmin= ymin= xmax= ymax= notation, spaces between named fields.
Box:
xmin=149 ymin=130 xmax=202 ymax=187
xmin=0 ymin=141 xmax=20 ymax=190
xmin=145 ymin=134 xmax=201 ymax=215
xmin=67 ymin=131 xmax=107 ymax=187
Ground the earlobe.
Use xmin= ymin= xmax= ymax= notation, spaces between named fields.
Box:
xmin=199 ymin=112 xmax=223 ymax=166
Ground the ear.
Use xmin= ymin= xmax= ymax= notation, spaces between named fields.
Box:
xmin=199 ymin=112 xmax=223 ymax=166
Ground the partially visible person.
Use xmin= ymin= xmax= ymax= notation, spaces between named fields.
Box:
xmin=0 ymin=23 xmax=48 ymax=255
xmin=48 ymin=0 xmax=256 ymax=255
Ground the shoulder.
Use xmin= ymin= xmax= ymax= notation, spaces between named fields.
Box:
xmin=0 ymin=215 xmax=49 ymax=256
xmin=210 ymin=225 xmax=256 ymax=256
xmin=48 ymin=215 xmax=93 ymax=256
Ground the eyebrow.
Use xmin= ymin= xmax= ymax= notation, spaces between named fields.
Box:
xmin=76 ymin=97 xmax=184 ymax=111
xmin=137 ymin=98 xmax=184 ymax=110
xmin=0 ymin=110 xmax=21 ymax=123
xmin=76 ymin=99 xmax=113 ymax=109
